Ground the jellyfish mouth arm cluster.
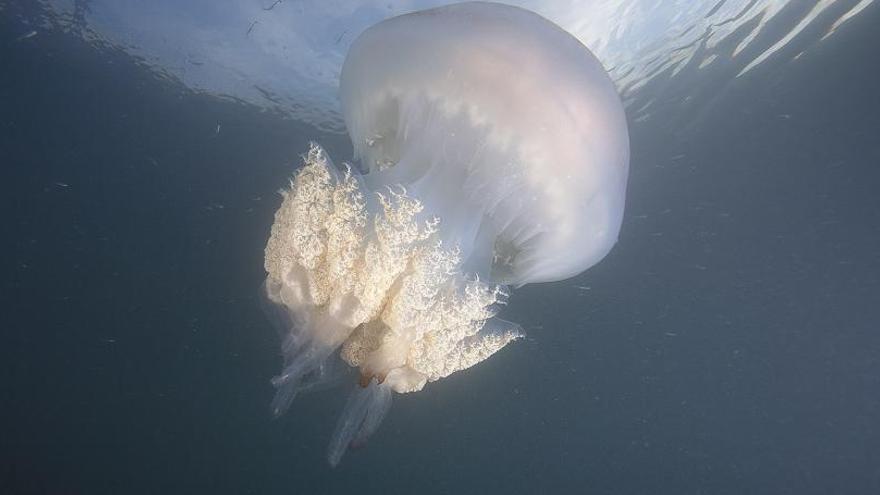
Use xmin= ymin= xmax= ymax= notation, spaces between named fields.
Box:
xmin=261 ymin=1 xmax=628 ymax=467
xmin=263 ymin=145 xmax=522 ymax=465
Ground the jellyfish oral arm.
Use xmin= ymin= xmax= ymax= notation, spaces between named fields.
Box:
xmin=327 ymin=380 xmax=392 ymax=468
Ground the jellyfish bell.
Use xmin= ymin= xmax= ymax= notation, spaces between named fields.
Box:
xmin=341 ymin=3 xmax=629 ymax=286
xmin=262 ymin=1 xmax=628 ymax=465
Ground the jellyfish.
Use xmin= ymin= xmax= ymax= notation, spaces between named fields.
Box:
xmin=262 ymin=2 xmax=629 ymax=466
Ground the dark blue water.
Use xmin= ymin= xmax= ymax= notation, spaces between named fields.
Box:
xmin=2 ymin=2 xmax=878 ymax=494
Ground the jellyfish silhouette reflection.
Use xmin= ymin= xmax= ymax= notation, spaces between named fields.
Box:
xmin=262 ymin=2 xmax=629 ymax=466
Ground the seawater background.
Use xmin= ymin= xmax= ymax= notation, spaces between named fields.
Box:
xmin=2 ymin=2 xmax=879 ymax=495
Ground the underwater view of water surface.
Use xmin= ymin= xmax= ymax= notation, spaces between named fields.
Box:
xmin=2 ymin=1 xmax=879 ymax=494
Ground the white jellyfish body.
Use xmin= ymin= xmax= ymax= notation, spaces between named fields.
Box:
xmin=262 ymin=2 xmax=628 ymax=466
